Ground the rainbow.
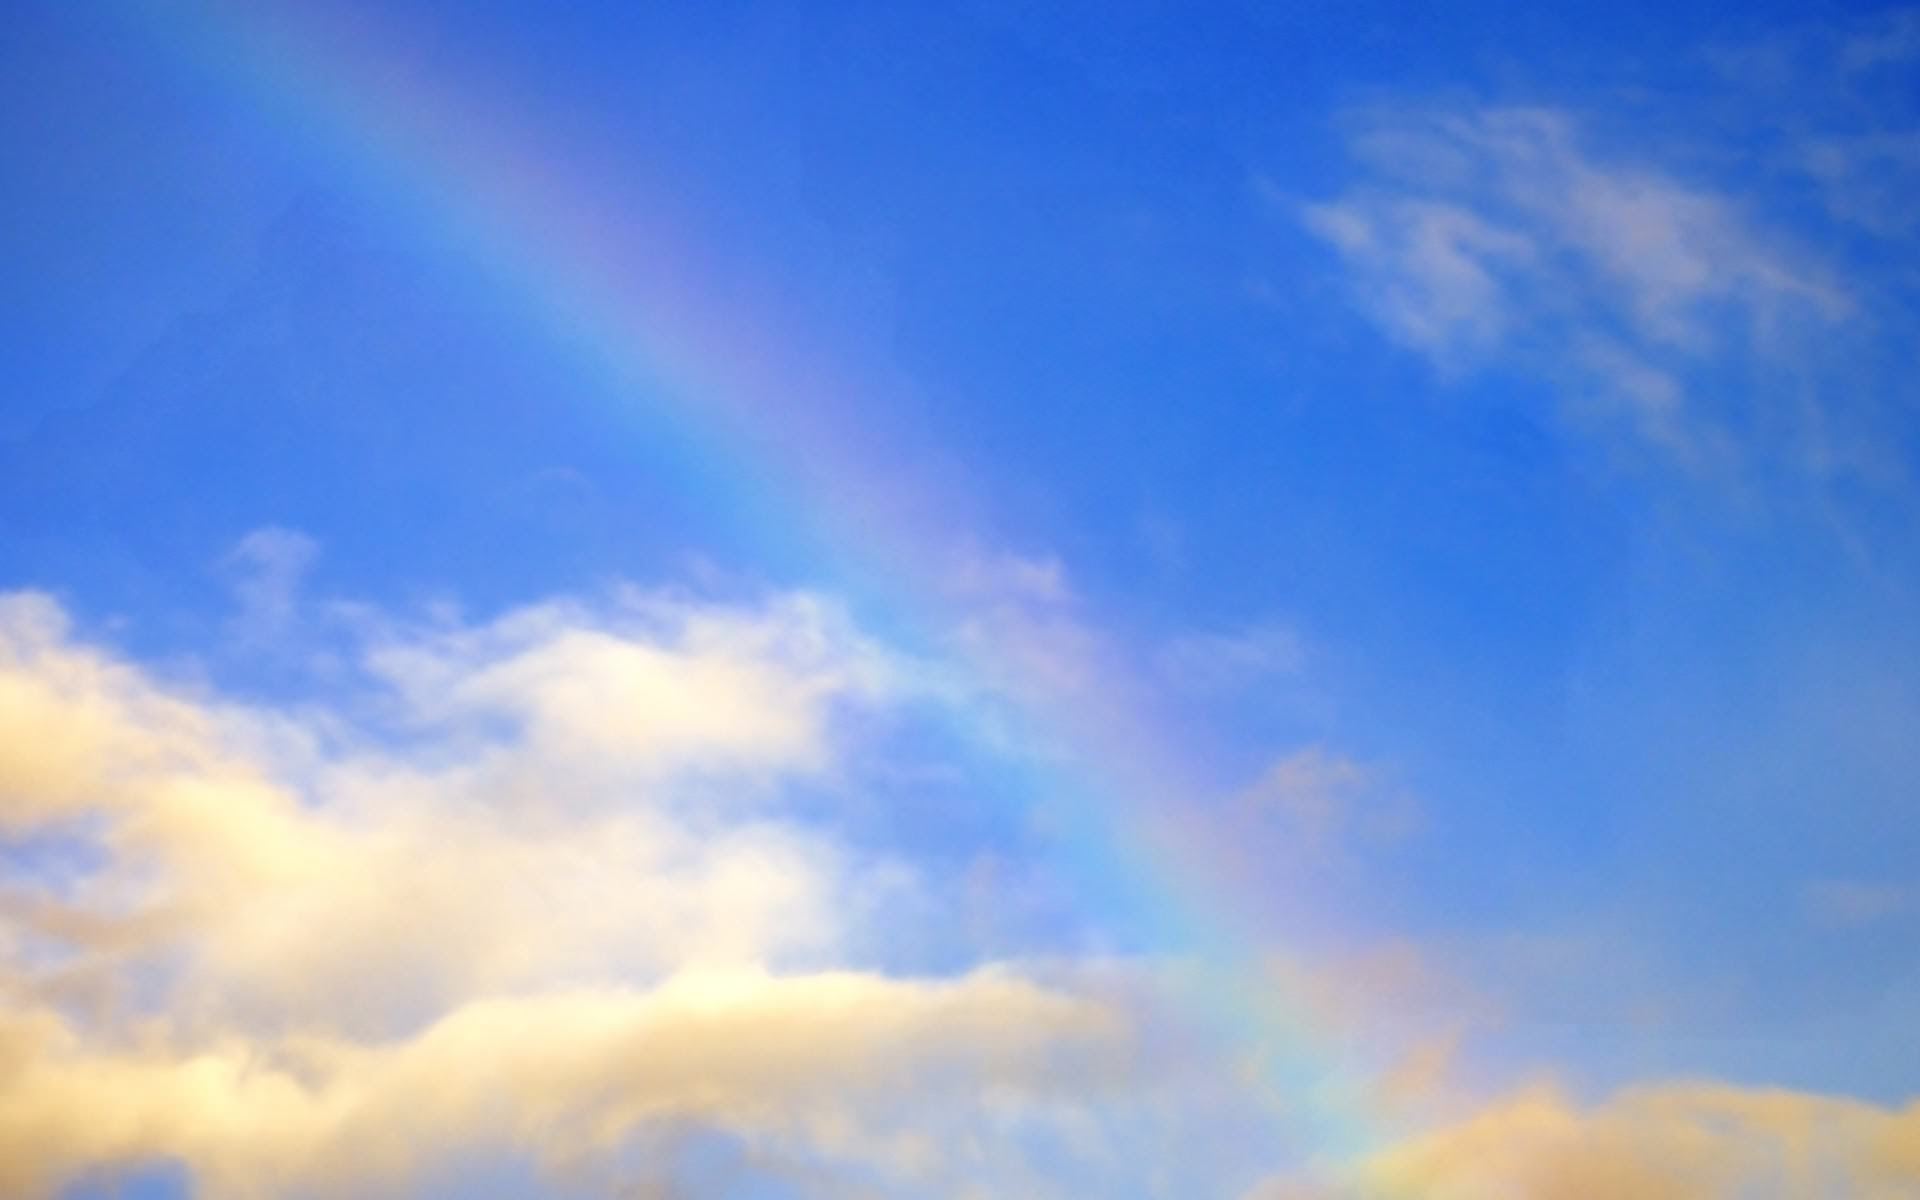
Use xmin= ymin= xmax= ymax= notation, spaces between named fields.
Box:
xmin=138 ymin=0 xmax=1395 ymax=1176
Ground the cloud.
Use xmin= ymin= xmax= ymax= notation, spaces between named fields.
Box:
xmin=944 ymin=546 xmax=1108 ymax=707
xmin=0 ymin=587 xmax=895 ymax=1029
xmin=1232 ymin=748 xmax=1415 ymax=849
xmin=1249 ymin=1079 xmax=1920 ymax=1199
xmin=14 ymin=572 xmax=1913 ymax=1198
xmin=0 ymin=586 xmax=1141 ymax=1196
xmin=1839 ymin=7 xmax=1920 ymax=74
xmin=0 ymin=576 xmax=1521 ymax=1200
xmin=1158 ymin=622 xmax=1305 ymax=695
xmin=935 ymin=545 xmax=1175 ymax=773
xmin=218 ymin=526 xmax=320 ymax=641
xmin=0 ymin=967 xmax=1124 ymax=1200
xmin=1358 ymin=1083 xmax=1775 ymax=1198
xmin=1702 ymin=9 xmax=1920 ymax=251
xmin=1303 ymin=105 xmax=1851 ymax=460
xmin=1176 ymin=751 xmax=1419 ymax=916
xmin=1301 ymin=196 xmax=1535 ymax=363
xmin=361 ymin=586 xmax=891 ymax=777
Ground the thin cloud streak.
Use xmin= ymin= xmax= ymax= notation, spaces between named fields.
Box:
xmin=1304 ymin=105 xmax=1851 ymax=463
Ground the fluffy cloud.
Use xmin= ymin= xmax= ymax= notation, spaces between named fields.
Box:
xmin=1251 ymin=1079 xmax=1920 ymax=1200
xmin=360 ymin=587 xmax=890 ymax=775
xmin=0 ymin=585 xmax=1133 ymax=1196
xmin=0 ymin=589 xmax=882 ymax=1028
xmin=0 ymin=968 xmax=1122 ymax=1199
xmin=11 ymin=574 xmax=1915 ymax=1199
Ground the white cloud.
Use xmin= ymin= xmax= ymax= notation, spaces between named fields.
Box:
xmin=0 ymin=588 xmax=898 ymax=1027
xmin=1303 ymin=105 xmax=1851 ymax=460
xmin=1707 ymin=9 xmax=1920 ymax=246
xmin=15 ymin=569 xmax=1911 ymax=1198
xmin=218 ymin=526 xmax=321 ymax=641
xmin=0 ymin=586 xmax=1148 ymax=1196
xmin=362 ymin=587 xmax=891 ymax=778
xmin=1301 ymin=196 xmax=1536 ymax=363
xmin=0 ymin=968 xmax=1126 ymax=1200
xmin=1248 ymin=1079 xmax=1920 ymax=1199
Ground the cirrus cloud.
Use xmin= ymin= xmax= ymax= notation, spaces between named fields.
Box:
xmin=1301 ymin=104 xmax=1854 ymax=465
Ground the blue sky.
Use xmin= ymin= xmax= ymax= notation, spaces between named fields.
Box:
xmin=5 ymin=1 xmax=1920 ymax=1196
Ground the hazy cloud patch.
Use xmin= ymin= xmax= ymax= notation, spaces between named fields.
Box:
xmin=1302 ymin=104 xmax=1855 ymax=466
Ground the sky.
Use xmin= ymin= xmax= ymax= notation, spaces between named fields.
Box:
xmin=3 ymin=1 xmax=1920 ymax=1196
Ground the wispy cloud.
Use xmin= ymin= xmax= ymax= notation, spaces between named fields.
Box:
xmin=1302 ymin=105 xmax=1852 ymax=462
xmin=1159 ymin=621 xmax=1306 ymax=695
xmin=1231 ymin=748 xmax=1417 ymax=851
xmin=218 ymin=525 xmax=321 ymax=642
xmin=1838 ymin=7 xmax=1920 ymax=74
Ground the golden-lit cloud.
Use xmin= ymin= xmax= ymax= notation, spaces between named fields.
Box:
xmin=0 ymin=589 xmax=883 ymax=1029
xmin=362 ymin=587 xmax=892 ymax=775
xmin=1249 ymin=1080 xmax=1920 ymax=1200
xmin=0 ymin=968 xmax=1123 ymax=1199
xmin=0 ymin=586 xmax=1132 ymax=1196
xmin=9 ymin=581 xmax=1919 ymax=1199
